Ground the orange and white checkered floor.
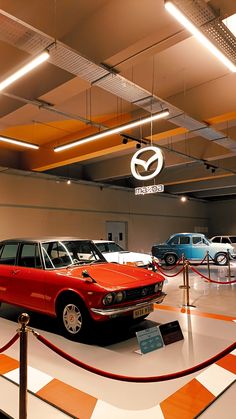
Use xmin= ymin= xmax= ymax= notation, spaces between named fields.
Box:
xmin=0 ymin=302 xmax=235 ymax=419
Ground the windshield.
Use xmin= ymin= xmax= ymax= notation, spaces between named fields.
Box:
xmin=41 ymin=240 xmax=106 ymax=269
xmin=95 ymin=242 xmax=124 ymax=253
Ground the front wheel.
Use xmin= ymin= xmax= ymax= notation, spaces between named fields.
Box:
xmin=164 ymin=253 xmax=177 ymax=266
xmin=214 ymin=252 xmax=228 ymax=266
xmin=58 ymin=297 xmax=91 ymax=341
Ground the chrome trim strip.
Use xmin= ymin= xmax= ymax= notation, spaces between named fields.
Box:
xmin=90 ymin=293 xmax=166 ymax=316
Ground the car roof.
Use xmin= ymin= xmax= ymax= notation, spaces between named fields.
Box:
xmin=0 ymin=237 xmax=91 ymax=244
xmin=93 ymin=240 xmax=114 ymax=244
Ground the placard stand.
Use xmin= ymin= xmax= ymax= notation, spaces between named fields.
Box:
xmin=135 ymin=321 xmax=184 ymax=354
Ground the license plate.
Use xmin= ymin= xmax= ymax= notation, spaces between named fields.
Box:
xmin=133 ymin=304 xmax=153 ymax=319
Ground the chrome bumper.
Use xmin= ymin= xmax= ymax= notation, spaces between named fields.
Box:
xmin=90 ymin=292 xmax=166 ymax=316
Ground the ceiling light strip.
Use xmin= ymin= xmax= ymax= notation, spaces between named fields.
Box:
xmin=165 ymin=1 xmax=236 ymax=72
xmin=54 ymin=110 xmax=169 ymax=152
xmin=0 ymin=51 xmax=50 ymax=91
xmin=0 ymin=136 xmax=39 ymax=150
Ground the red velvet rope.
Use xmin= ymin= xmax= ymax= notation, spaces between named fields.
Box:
xmin=189 ymin=253 xmax=208 ymax=267
xmin=153 ymin=261 xmax=185 ymax=277
xmin=190 ymin=265 xmax=236 ymax=284
xmin=35 ymin=333 xmax=236 ymax=383
xmin=0 ymin=333 xmax=19 ymax=353
xmin=156 ymin=256 xmax=183 ymax=271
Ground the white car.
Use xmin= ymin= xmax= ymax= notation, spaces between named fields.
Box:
xmin=93 ymin=240 xmax=155 ymax=268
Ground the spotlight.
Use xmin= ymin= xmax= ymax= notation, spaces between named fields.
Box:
xmin=211 ymin=168 xmax=216 ymax=173
xmin=122 ymin=138 xmax=128 ymax=144
xmin=136 ymin=143 xmax=141 ymax=149
xmin=180 ymin=196 xmax=187 ymax=202
xmin=67 ymin=179 xmax=71 ymax=185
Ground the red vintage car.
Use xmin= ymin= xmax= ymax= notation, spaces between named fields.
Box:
xmin=0 ymin=238 xmax=166 ymax=340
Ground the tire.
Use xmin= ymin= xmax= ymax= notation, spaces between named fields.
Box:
xmin=58 ymin=297 xmax=91 ymax=341
xmin=214 ymin=252 xmax=228 ymax=266
xmin=164 ymin=253 xmax=177 ymax=266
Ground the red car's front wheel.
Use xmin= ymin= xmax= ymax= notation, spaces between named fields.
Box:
xmin=58 ymin=297 xmax=91 ymax=341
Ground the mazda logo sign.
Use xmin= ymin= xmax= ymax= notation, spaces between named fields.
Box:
xmin=130 ymin=146 xmax=164 ymax=180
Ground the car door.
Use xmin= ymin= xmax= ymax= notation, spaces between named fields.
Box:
xmin=191 ymin=236 xmax=208 ymax=260
xmin=177 ymin=235 xmax=192 ymax=259
xmin=0 ymin=242 xmax=19 ymax=303
xmin=6 ymin=242 xmax=47 ymax=312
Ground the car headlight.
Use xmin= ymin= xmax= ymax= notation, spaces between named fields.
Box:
xmin=114 ymin=291 xmax=125 ymax=303
xmin=154 ymin=282 xmax=163 ymax=292
xmin=102 ymin=293 xmax=114 ymax=305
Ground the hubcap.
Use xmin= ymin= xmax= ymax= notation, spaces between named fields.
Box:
xmin=63 ymin=303 xmax=82 ymax=334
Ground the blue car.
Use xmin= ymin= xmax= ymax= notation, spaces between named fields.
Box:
xmin=151 ymin=233 xmax=236 ymax=265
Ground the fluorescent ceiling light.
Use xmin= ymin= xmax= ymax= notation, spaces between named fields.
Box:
xmin=0 ymin=51 xmax=50 ymax=91
xmin=54 ymin=109 xmax=169 ymax=152
xmin=0 ymin=136 xmax=39 ymax=150
xmin=165 ymin=1 xmax=236 ymax=73
xmin=223 ymin=14 xmax=236 ymax=37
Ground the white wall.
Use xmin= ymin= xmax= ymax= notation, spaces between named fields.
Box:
xmin=0 ymin=172 xmax=209 ymax=253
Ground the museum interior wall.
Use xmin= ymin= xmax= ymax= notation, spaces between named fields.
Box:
xmin=208 ymin=199 xmax=236 ymax=236
xmin=0 ymin=171 xmax=210 ymax=253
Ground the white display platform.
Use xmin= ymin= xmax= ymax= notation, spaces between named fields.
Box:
xmin=0 ymin=304 xmax=235 ymax=418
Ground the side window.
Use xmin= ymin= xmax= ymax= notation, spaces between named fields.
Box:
xmin=193 ymin=236 xmax=203 ymax=244
xmin=0 ymin=243 xmax=18 ymax=265
xmin=179 ymin=236 xmax=190 ymax=245
xmin=18 ymin=243 xmax=42 ymax=268
xmin=212 ymin=237 xmax=220 ymax=243
xmin=169 ymin=236 xmax=179 ymax=245
xmin=222 ymin=237 xmax=230 ymax=244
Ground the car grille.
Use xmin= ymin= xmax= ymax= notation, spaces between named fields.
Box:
xmin=125 ymin=285 xmax=156 ymax=301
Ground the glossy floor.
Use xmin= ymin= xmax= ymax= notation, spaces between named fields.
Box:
xmin=0 ymin=262 xmax=235 ymax=418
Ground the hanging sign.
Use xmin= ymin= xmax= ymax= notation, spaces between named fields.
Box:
xmin=130 ymin=146 xmax=164 ymax=181
xmin=135 ymin=184 xmax=164 ymax=195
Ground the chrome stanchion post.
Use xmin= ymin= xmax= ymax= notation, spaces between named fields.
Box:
xmin=18 ymin=313 xmax=30 ymax=419
xmin=185 ymin=260 xmax=190 ymax=306
xmin=182 ymin=260 xmax=196 ymax=308
xmin=179 ymin=254 xmax=186 ymax=289
xmin=207 ymin=251 xmax=211 ymax=280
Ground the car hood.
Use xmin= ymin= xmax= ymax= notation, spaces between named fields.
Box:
xmin=103 ymin=251 xmax=152 ymax=265
xmin=66 ymin=262 xmax=163 ymax=288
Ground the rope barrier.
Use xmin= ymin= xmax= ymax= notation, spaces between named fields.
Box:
xmin=188 ymin=253 xmax=208 ymax=267
xmin=157 ymin=256 xmax=183 ymax=271
xmin=190 ymin=265 xmax=236 ymax=285
xmin=0 ymin=333 xmax=19 ymax=353
xmin=152 ymin=260 xmax=185 ymax=277
xmin=33 ymin=331 xmax=236 ymax=383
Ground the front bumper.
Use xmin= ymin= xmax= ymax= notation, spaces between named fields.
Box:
xmin=90 ymin=292 xmax=166 ymax=317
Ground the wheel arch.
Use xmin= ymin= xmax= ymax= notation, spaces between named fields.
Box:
xmin=55 ymin=290 xmax=87 ymax=316
xmin=214 ymin=251 xmax=228 ymax=265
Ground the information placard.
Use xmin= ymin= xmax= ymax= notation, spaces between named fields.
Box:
xmin=159 ymin=320 xmax=184 ymax=345
xmin=136 ymin=326 xmax=164 ymax=354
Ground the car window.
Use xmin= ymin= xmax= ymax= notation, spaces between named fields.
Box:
xmin=41 ymin=240 xmax=103 ymax=269
xmin=179 ymin=236 xmax=190 ymax=245
xmin=222 ymin=237 xmax=230 ymax=244
xmin=169 ymin=236 xmax=179 ymax=245
xmin=230 ymin=236 xmax=236 ymax=243
xmin=0 ymin=243 xmax=18 ymax=265
xmin=211 ymin=237 xmax=221 ymax=243
xmin=107 ymin=242 xmax=124 ymax=252
xmin=95 ymin=243 xmax=107 ymax=253
xmin=18 ymin=243 xmax=42 ymax=268
xmin=192 ymin=236 xmax=203 ymax=244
